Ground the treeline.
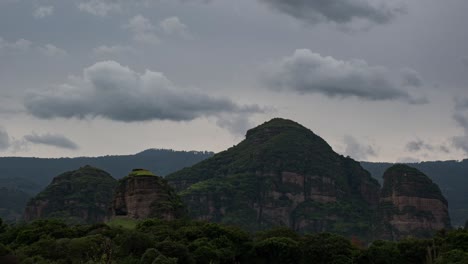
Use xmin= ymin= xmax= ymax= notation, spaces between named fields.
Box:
xmin=1 ymin=218 xmax=467 ymax=264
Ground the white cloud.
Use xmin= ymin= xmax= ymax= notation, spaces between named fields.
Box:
xmin=78 ymin=0 xmax=121 ymax=17
xmin=160 ymin=16 xmax=191 ymax=38
xmin=24 ymin=61 xmax=262 ymax=126
xmin=33 ymin=5 xmax=54 ymax=18
xmin=262 ymin=49 xmax=426 ymax=103
xmin=39 ymin=44 xmax=67 ymax=57
xmin=125 ymin=15 xmax=160 ymax=44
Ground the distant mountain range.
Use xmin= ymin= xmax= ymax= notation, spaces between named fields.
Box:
xmin=0 ymin=136 xmax=466 ymax=228
xmin=0 ymin=149 xmax=214 ymax=194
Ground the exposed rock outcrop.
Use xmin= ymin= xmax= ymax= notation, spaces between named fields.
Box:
xmin=167 ymin=118 xmax=381 ymax=240
xmin=379 ymin=164 xmax=451 ymax=240
xmin=24 ymin=165 xmax=117 ymax=223
xmin=111 ymin=169 xmax=184 ymax=220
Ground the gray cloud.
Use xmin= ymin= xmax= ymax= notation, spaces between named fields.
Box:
xmin=125 ymin=15 xmax=160 ymax=45
xmin=93 ymin=45 xmax=136 ymax=56
xmin=259 ymin=0 xmax=404 ymax=26
xmin=216 ymin=114 xmax=253 ymax=136
xmin=263 ymin=49 xmax=425 ymax=103
xmin=0 ymin=127 xmax=10 ymax=151
xmin=24 ymin=133 xmax=79 ymax=150
xmin=0 ymin=37 xmax=32 ymax=54
xmin=406 ymin=140 xmax=432 ymax=152
xmin=78 ymin=0 xmax=121 ymax=16
xmin=405 ymin=139 xmax=450 ymax=154
xmin=39 ymin=44 xmax=67 ymax=57
xmin=33 ymin=5 xmax=54 ymax=18
xmin=462 ymin=57 xmax=468 ymax=68
xmin=342 ymin=135 xmax=377 ymax=160
xmin=401 ymin=68 xmax=423 ymax=87
xmin=24 ymin=60 xmax=262 ymax=124
xmin=160 ymin=16 xmax=191 ymax=39
xmin=453 ymin=98 xmax=468 ymax=154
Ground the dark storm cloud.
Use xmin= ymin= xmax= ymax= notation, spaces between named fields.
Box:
xmin=0 ymin=127 xmax=10 ymax=151
xmin=343 ymin=135 xmax=377 ymax=160
xmin=24 ymin=61 xmax=262 ymax=123
xmin=453 ymin=98 xmax=468 ymax=154
xmin=263 ymin=49 xmax=425 ymax=103
xmin=24 ymin=133 xmax=79 ymax=150
xmin=259 ymin=0 xmax=404 ymax=25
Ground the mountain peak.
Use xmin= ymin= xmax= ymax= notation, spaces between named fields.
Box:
xmin=246 ymin=118 xmax=308 ymax=138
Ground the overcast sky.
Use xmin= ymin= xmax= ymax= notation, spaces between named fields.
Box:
xmin=0 ymin=0 xmax=467 ymax=162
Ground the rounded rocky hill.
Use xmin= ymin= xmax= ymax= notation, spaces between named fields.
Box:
xmin=167 ymin=118 xmax=381 ymax=239
xmin=111 ymin=169 xmax=185 ymax=220
xmin=379 ymin=164 xmax=451 ymax=240
xmin=24 ymin=165 xmax=117 ymax=224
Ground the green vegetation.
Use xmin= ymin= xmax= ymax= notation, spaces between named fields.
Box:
xmin=0 ymin=188 xmax=30 ymax=223
xmin=361 ymin=159 xmax=468 ymax=227
xmin=127 ymin=169 xmax=156 ymax=177
xmin=0 ymin=217 xmax=467 ymax=264
xmin=106 ymin=218 xmax=139 ymax=230
xmin=26 ymin=166 xmax=117 ymax=224
xmin=0 ymin=149 xmax=214 ymax=195
xmin=381 ymin=164 xmax=446 ymax=201
xmin=167 ymin=118 xmax=380 ymax=238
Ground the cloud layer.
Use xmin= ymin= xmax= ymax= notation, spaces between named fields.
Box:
xmin=342 ymin=135 xmax=377 ymax=160
xmin=24 ymin=133 xmax=78 ymax=150
xmin=34 ymin=5 xmax=54 ymax=18
xmin=263 ymin=49 xmax=424 ymax=103
xmin=24 ymin=60 xmax=261 ymax=123
xmin=453 ymin=98 xmax=468 ymax=154
xmin=0 ymin=127 xmax=10 ymax=151
xmin=259 ymin=0 xmax=404 ymax=26
xmin=78 ymin=0 xmax=121 ymax=16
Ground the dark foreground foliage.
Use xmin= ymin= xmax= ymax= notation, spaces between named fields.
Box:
xmin=0 ymin=218 xmax=467 ymax=264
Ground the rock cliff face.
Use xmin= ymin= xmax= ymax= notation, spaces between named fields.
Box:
xmin=379 ymin=164 xmax=451 ymax=240
xmin=24 ymin=166 xmax=117 ymax=223
xmin=167 ymin=118 xmax=381 ymax=239
xmin=111 ymin=169 xmax=184 ymax=220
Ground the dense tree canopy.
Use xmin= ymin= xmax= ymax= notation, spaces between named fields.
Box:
xmin=0 ymin=217 xmax=467 ymax=264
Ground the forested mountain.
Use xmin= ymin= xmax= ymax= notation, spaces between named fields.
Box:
xmin=167 ymin=118 xmax=449 ymax=241
xmin=0 ymin=149 xmax=214 ymax=194
xmin=361 ymin=160 xmax=468 ymax=227
xmin=0 ymin=149 xmax=212 ymax=223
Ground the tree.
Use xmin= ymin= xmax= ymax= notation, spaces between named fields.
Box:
xmin=254 ymin=237 xmax=301 ymax=264
xmin=365 ymin=240 xmax=401 ymax=264
xmin=302 ymin=233 xmax=355 ymax=264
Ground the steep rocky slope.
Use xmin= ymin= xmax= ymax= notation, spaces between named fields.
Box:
xmin=167 ymin=118 xmax=381 ymax=239
xmin=379 ymin=164 xmax=451 ymax=240
xmin=362 ymin=160 xmax=468 ymax=227
xmin=111 ymin=169 xmax=185 ymax=220
xmin=24 ymin=166 xmax=117 ymax=223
